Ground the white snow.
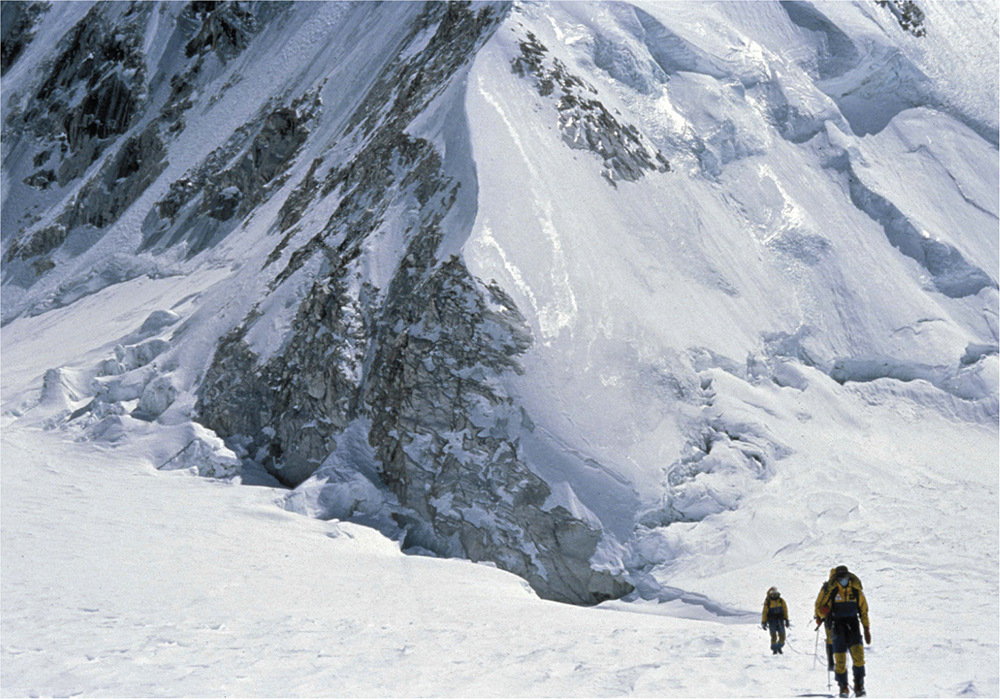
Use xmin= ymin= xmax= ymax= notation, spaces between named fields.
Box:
xmin=2 ymin=399 xmax=996 ymax=697
xmin=2 ymin=247 xmax=996 ymax=698
xmin=463 ymin=0 xmax=997 ymax=546
xmin=2 ymin=1 xmax=998 ymax=696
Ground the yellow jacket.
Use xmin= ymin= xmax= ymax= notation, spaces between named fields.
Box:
xmin=816 ymin=570 xmax=869 ymax=628
xmin=762 ymin=595 xmax=789 ymax=624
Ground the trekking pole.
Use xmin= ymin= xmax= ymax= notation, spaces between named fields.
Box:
xmin=813 ymin=624 xmax=820 ymax=669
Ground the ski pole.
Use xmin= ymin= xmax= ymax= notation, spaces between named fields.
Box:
xmin=813 ymin=624 xmax=820 ymax=669
xmin=826 ymin=638 xmax=831 ymax=691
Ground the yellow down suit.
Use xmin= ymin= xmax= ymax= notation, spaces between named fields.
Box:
xmin=816 ymin=571 xmax=869 ymax=694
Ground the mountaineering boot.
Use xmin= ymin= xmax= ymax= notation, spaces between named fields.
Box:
xmin=836 ymin=676 xmax=851 ymax=699
xmin=854 ymin=665 xmax=866 ymax=696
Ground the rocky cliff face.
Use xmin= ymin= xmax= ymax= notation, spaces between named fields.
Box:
xmin=192 ymin=1 xmax=631 ymax=604
xmin=3 ymin=2 xmax=633 ymax=605
xmin=3 ymin=1 xmax=996 ymax=608
xmin=2 ymin=1 xmax=282 ymax=304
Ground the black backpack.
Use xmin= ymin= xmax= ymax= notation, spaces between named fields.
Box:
xmin=818 ymin=571 xmax=863 ymax=619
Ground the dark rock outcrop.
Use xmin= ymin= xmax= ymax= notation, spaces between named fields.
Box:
xmin=876 ymin=0 xmax=927 ymax=37
xmin=143 ymin=95 xmax=318 ymax=256
xmin=6 ymin=122 xmax=168 ymax=263
xmin=512 ymin=31 xmax=670 ymax=185
xmin=1 ymin=1 xmax=49 ymax=76
xmin=198 ymin=1 xmax=632 ymax=605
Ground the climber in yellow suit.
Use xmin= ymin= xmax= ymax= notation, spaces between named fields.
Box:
xmin=816 ymin=565 xmax=871 ymax=698
xmin=814 ymin=573 xmax=836 ymax=672
xmin=761 ymin=586 xmax=790 ymax=654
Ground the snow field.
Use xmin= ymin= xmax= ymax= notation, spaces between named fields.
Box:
xmin=2 ymin=277 xmax=996 ymax=696
xmin=3 ymin=404 xmax=994 ymax=697
xmin=638 ymin=367 xmax=999 ymax=697
xmin=0 ymin=422 xmax=918 ymax=699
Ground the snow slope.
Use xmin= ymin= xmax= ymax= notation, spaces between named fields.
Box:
xmin=2 ymin=220 xmax=997 ymax=698
xmin=1 ymin=398 xmax=996 ymax=698
xmin=464 ymin=0 xmax=998 ymax=533
xmin=2 ymin=0 xmax=998 ymax=695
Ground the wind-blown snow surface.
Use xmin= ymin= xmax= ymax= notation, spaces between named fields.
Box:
xmin=2 ymin=0 xmax=999 ymax=695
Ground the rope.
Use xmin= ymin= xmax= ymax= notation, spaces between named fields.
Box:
xmin=782 ymin=633 xmax=811 ymax=656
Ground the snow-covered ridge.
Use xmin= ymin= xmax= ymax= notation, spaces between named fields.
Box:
xmin=2 ymin=0 xmax=997 ymax=618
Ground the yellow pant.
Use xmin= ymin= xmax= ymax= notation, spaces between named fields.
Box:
xmin=834 ymin=644 xmax=865 ymax=674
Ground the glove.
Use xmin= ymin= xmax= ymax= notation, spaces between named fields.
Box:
xmin=815 ymin=616 xmax=823 ymax=629
xmin=864 ymin=627 xmax=871 ymax=645
xmin=786 ymin=620 xmax=792 ymax=628
xmin=761 ymin=623 xmax=767 ymax=630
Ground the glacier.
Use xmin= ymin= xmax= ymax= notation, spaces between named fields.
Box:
xmin=1 ymin=0 xmax=997 ymax=695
